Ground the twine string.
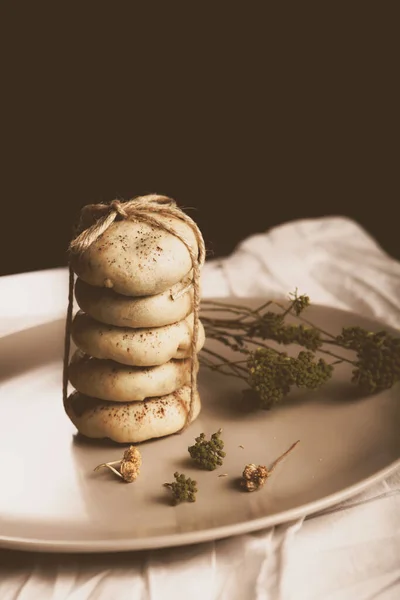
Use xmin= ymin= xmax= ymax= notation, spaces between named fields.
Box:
xmin=63 ymin=194 xmax=205 ymax=430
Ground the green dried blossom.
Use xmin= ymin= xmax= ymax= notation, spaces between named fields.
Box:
xmin=294 ymin=351 xmax=334 ymax=389
xmin=247 ymin=348 xmax=333 ymax=409
xmin=289 ymin=290 xmax=311 ymax=316
xmin=249 ymin=313 xmax=322 ymax=351
xmin=164 ymin=472 xmax=198 ymax=505
xmin=272 ymin=324 xmax=322 ymax=351
xmin=247 ymin=348 xmax=294 ymax=409
xmin=188 ymin=429 xmax=226 ymax=470
xmin=352 ymin=335 xmax=400 ymax=393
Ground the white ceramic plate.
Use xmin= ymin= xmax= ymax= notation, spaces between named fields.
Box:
xmin=0 ymin=301 xmax=399 ymax=553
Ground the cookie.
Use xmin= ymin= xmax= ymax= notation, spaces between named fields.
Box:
xmin=70 ymin=217 xmax=199 ymax=296
xmin=65 ymin=386 xmax=201 ymax=443
xmin=74 ymin=276 xmax=193 ymax=328
xmin=69 ymin=352 xmax=194 ymax=402
xmin=71 ymin=312 xmax=205 ymax=367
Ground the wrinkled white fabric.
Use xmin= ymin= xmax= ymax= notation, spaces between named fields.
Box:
xmin=0 ymin=216 xmax=399 ymax=600
xmin=202 ymin=216 xmax=400 ymax=329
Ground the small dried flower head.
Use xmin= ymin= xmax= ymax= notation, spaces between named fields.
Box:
xmin=241 ymin=463 xmax=269 ymax=492
xmin=120 ymin=446 xmax=142 ymax=482
xmin=164 ymin=472 xmax=198 ymax=505
xmin=289 ymin=290 xmax=310 ymax=316
xmin=93 ymin=445 xmax=142 ymax=483
xmin=247 ymin=348 xmax=333 ymax=410
xmin=336 ymin=327 xmax=400 ymax=394
xmin=188 ymin=429 xmax=226 ymax=471
xmin=241 ymin=441 xmax=300 ymax=492
xmin=123 ymin=446 xmax=141 ymax=463
xmin=242 ymin=463 xmax=268 ymax=481
xmin=247 ymin=348 xmax=294 ymax=409
xmin=120 ymin=460 xmax=139 ymax=483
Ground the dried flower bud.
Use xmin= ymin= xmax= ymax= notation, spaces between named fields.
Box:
xmin=188 ymin=428 xmax=226 ymax=470
xmin=123 ymin=446 xmax=141 ymax=463
xmin=290 ymin=292 xmax=310 ymax=316
xmin=120 ymin=460 xmax=139 ymax=483
xmin=120 ymin=446 xmax=142 ymax=482
xmin=240 ymin=441 xmax=300 ymax=492
xmin=94 ymin=445 xmax=142 ymax=483
xmin=241 ymin=463 xmax=269 ymax=492
xmin=164 ymin=472 xmax=198 ymax=505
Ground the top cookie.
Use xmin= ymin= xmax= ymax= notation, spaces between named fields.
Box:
xmin=70 ymin=215 xmax=198 ymax=296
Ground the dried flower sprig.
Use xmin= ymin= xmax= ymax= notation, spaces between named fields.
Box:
xmin=164 ymin=472 xmax=198 ymax=505
xmin=200 ymin=291 xmax=400 ymax=409
xmin=241 ymin=440 xmax=300 ymax=492
xmin=94 ymin=446 xmax=142 ymax=483
xmin=188 ymin=428 xmax=226 ymax=470
xmin=248 ymin=348 xmax=333 ymax=409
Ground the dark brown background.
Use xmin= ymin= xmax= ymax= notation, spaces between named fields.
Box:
xmin=0 ymin=5 xmax=398 ymax=277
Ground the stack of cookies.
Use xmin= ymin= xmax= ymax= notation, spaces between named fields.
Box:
xmin=64 ymin=214 xmax=205 ymax=443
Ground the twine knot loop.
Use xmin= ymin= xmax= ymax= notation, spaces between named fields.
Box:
xmin=110 ymin=199 xmax=129 ymax=218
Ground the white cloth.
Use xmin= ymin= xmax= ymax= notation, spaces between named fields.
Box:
xmin=1 ymin=216 xmax=400 ymax=600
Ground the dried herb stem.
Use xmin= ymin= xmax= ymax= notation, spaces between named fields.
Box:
xmin=94 ymin=462 xmax=123 ymax=478
xmin=268 ymin=440 xmax=300 ymax=475
xmin=200 ymin=293 xmax=400 ymax=409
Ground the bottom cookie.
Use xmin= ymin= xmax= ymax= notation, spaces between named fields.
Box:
xmin=65 ymin=385 xmax=201 ymax=443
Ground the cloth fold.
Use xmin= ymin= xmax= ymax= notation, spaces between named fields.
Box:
xmin=202 ymin=216 xmax=400 ymax=329
xmin=1 ymin=216 xmax=400 ymax=600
